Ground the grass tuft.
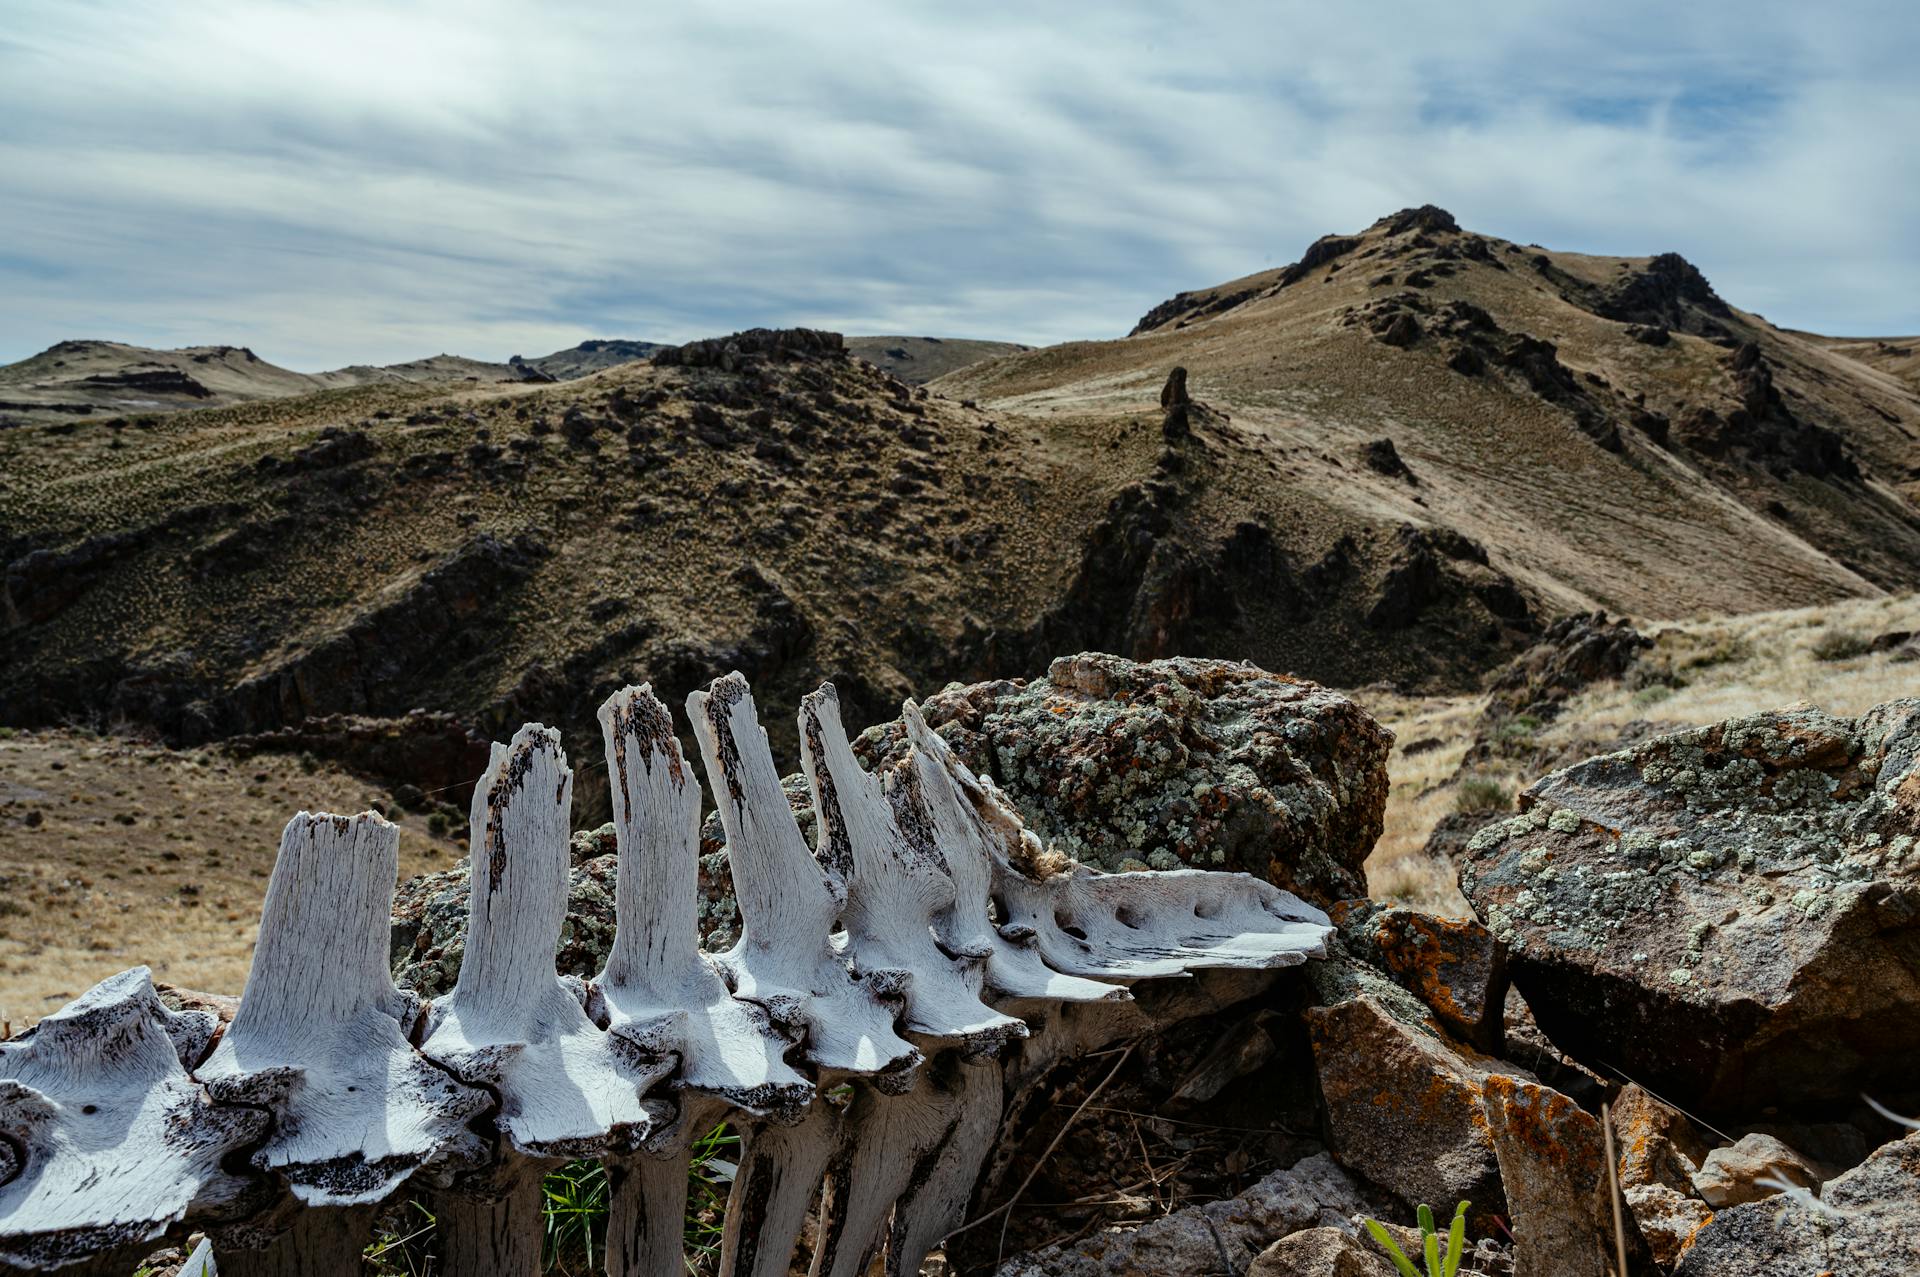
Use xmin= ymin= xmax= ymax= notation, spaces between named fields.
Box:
xmin=1453 ymin=777 xmax=1510 ymax=816
xmin=1809 ymin=630 xmax=1872 ymax=662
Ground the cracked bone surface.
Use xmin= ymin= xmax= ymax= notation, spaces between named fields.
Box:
xmin=0 ymin=673 xmax=1332 ymax=1277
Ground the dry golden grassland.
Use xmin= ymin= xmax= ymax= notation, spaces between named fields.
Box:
xmin=1361 ymin=592 xmax=1920 ymax=913
xmin=0 ymin=731 xmax=460 ymax=1023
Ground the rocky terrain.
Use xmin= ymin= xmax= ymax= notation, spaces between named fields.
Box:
xmin=361 ymin=654 xmax=1918 ymax=1275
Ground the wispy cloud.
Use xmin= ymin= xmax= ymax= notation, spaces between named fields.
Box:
xmin=2 ymin=1 xmax=1916 ymax=368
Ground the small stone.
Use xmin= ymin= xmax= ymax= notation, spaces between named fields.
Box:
xmin=1691 ymin=1132 xmax=1822 ymax=1207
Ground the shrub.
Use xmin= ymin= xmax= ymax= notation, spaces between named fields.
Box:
xmin=1810 ymin=630 xmax=1872 ymax=662
xmin=1682 ymin=635 xmax=1752 ymax=670
xmin=1454 ymin=777 xmax=1510 ymax=815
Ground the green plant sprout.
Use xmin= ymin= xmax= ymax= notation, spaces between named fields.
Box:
xmin=1363 ymin=1200 xmax=1470 ymax=1277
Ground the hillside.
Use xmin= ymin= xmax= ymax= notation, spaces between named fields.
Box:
xmin=0 ymin=329 xmax=1124 ymax=820
xmin=939 ymin=206 xmax=1920 ymax=630
xmin=843 ymin=335 xmax=1033 ymax=383
xmin=5 ymin=211 xmax=1919 ymax=825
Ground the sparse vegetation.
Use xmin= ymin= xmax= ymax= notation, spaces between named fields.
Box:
xmin=1364 ymin=1200 xmax=1470 ymax=1277
xmin=1453 ymin=777 xmax=1511 ymax=815
xmin=1810 ymin=629 xmax=1873 ymax=662
xmin=351 ymin=1125 xmax=740 ymax=1276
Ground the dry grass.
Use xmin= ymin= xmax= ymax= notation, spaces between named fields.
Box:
xmin=1357 ymin=592 xmax=1919 ymax=916
xmin=1553 ymin=592 xmax=1920 ymax=733
xmin=1357 ymin=690 xmax=1481 ymax=914
xmin=0 ymin=729 xmax=461 ymax=1024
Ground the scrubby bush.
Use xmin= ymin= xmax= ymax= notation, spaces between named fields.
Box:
xmin=1453 ymin=777 xmax=1510 ymax=815
xmin=1810 ymin=630 xmax=1872 ymax=662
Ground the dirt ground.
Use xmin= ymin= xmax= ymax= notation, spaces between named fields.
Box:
xmin=0 ymin=730 xmax=459 ymax=1024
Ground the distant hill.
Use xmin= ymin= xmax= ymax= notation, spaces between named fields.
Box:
xmin=0 ymin=333 xmax=1030 ymax=426
xmin=0 ymin=340 xmax=546 ymax=426
xmin=843 ymin=336 xmax=1032 ymax=384
xmin=512 ymin=339 xmax=667 ymax=380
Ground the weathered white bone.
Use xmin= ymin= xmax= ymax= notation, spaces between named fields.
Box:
xmin=810 ymin=1061 xmax=995 ymax=1277
xmin=910 ymin=707 xmax=1332 ymax=982
xmin=604 ymin=1136 xmax=710 ymax=1277
xmin=999 ymin=864 xmax=1332 ymax=980
xmin=198 ymin=812 xmax=489 ymax=1208
xmin=0 ymin=968 xmax=261 ymax=1271
xmin=899 ymin=704 xmax=1133 ymax=1008
xmin=688 ymin=674 xmax=919 ymax=1086
xmin=800 ymin=686 xmax=1026 ymax=1057
xmin=721 ymin=1105 xmax=838 ymax=1277
xmin=880 ymin=1059 xmax=1003 ymax=1277
xmin=420 ymin=725 xmax=667 ymax=1158
xmin=591 ymin=686 xmax=812 ymax=1120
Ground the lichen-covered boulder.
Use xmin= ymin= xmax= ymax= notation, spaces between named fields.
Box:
xmin=856 ymin=653 xmax=1391 ymax=907
xmin=1331 ymin=902 xmax=1508 ymax=1054
xmin=1303 ymin=957 xmax=1508 ymax=1227
xmin=1460 ymin=699 xmax=1920 ymax=1116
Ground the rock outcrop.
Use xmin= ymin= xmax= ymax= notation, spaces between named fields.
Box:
xmin=856 ymin=653 xmax=1392 ymax=906
xmin=1461 ymin=699 xmax=1920 ymax=1117
xmin=1481 ymin=611 xmax=1650 ymax=725
xmin=224 ymin=709 xmax=491 ymax=805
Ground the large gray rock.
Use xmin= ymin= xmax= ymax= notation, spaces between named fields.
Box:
xmin=1675 ymin=1132 xmax=1920 ymax=1275
xmin=1460 ymin=699 xmax=1920 ymax=1116
xmin=995 ymin=1153 xmax=1372 ymax=1277
xmin=857 ymin=653 xmax=1392 ymax=907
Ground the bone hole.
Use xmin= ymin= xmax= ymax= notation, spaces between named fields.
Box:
xmin=987 ymin=896 xmax=1006 ymax=924
xmin=1114 ymin=905 xmax=1144 ymax=929
xmin=1194 ymin=896 xmax=1223 ymax=919
xmin=1054 ymin=910 xmax=1090 ymax=941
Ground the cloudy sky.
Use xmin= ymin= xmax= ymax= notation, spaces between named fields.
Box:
xmin=3 ymin=2 xmax=1916 ymax=369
